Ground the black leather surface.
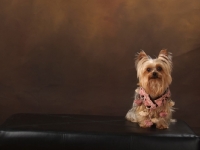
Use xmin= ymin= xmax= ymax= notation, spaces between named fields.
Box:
xmin=0 ymin=113 xmax=199 ymax=150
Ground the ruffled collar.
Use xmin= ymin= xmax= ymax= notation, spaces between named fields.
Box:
xmin=134 ymin=87 xmax=171 ymax=109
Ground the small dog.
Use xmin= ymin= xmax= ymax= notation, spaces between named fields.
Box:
xmin=126 ymin=49 xmax=175 ymax=129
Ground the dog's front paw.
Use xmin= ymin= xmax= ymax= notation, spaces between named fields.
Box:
xmin=156 ymin=122 xmax=168 ymax=129
xmin=156 ymin=124 xmax=168 ymax=129
xmin=139 ymin=119 xmax=153 ymax=128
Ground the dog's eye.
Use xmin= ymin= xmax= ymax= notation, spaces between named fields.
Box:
xmin=157 ymin=66 xmax=162 ymax=71
xmin=147 ymin=68 xmax=151 ymax=72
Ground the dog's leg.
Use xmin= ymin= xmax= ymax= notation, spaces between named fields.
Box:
xmin=139 ymin=119 xmax=153 ymax=128
xmin=156 ymin=118 xmax=169 ymax=129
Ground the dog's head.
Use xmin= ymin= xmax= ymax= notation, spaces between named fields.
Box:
xmin=135 ymin=49 xmax=172 ymax=98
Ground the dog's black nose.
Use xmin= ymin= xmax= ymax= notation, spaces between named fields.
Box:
xmin=152 ymin=72 xmax=157 ymax=77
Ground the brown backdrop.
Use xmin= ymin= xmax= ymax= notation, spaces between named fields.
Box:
xmin=0 ymin=0 xmax=200 ymax=128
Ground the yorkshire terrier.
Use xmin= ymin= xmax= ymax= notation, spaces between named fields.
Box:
xmin=126 ymin=49 xmax=175 ymax=129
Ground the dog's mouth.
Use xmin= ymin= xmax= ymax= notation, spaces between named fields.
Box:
xmin=149 ymin=76 xmax=161 ymax=80
xmin=150 ymin=76 xmax=159 ymax=79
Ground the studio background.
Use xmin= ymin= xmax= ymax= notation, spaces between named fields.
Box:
xmin=0 ymin=0 xmax=200 ymax=129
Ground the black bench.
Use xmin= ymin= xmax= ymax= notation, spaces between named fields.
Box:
xmin=0 ymin=113 xmax=199 ymax=150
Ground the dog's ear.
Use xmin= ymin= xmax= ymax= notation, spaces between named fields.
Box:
xmin=158 ymin=49 xmax=172 ymax=62
xmin=135 ymin=50 xmax=149 ymax=69
xmin=159 ymin=49 xmax=168 ymax=56
xmin=158 ymin=49 xmax=172 ymax=71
